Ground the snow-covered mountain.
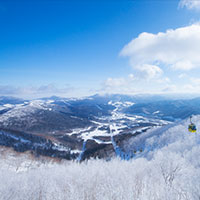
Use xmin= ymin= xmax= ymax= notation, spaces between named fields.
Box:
xmin=0 ymin=94 xmax=200 ymax=160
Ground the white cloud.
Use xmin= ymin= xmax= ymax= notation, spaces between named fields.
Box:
xmin=181 ymin=77 xmax=200 ymax=92
xmin=183 ymin=84 xmax=195 ymax=91
xmin=162 ymin=84 xmax=177 ymax=92
xmin=178 ymin=73 xmax=187 ymax=79
xmin=0 ymin=84 xmax=74 ymax=99
xmin=179 ymin=0 xmax=200 ymax=10
xmin=104 ymin=77 xmax=127 ymax=88
xmin=102 ymin=73 xmax=173 ymax=95
xmin=157 ymin=77 xmax=171 ymax=84
xmin=120 ymin=24 xmax=200 ymax=72
xmin=128 ymin=73 xmax=135 ymax=80
xmin=172 ymin=60 xmax=195 ymax=71
xmin=190 ymin=77 xmax=200 ymax=85
xmin=102 ymin=74 xmax=139 ymax=94
xmin=136 ymin=64 xmax=163 ymax=79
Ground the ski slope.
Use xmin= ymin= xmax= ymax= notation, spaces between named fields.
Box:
xmin=111 ymin=115 xmax=200 ymax=161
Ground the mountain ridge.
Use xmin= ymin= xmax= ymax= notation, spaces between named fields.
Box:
xmin=0 ymin=94 xmax=200 ymax=160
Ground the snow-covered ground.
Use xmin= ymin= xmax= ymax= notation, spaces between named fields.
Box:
xmin=0 ymin=100 xmax=54 ymax=125
xmin=68 ymin=100 xmax=169 ymax=146
xmin=0 ymin=116 xmax=200 ymax=200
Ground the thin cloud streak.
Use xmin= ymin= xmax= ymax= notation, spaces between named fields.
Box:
xmin=179 ymin=0 xmax=200 ymax=10
xmin=0 ymin=84 xmax=75 ymax=99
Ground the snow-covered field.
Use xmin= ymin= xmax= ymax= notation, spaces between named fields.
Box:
xmin=1 ymin=116 xmax=200 ymax=200
xmin=68 ymin=100 xmax=169 ymax=145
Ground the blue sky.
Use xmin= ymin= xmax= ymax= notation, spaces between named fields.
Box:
xmin=1 ymin=0 xmax=200 ymax=98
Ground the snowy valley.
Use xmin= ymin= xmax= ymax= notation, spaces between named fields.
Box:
xmin=0 ymin=95 xmax=184 ymax=161
xmin=1 ymin=95 xmax=200 ymax=161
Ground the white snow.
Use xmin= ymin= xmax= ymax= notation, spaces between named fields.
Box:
xmin=0 ymin=116 xmax=200 ymax=199
xmin=0 ymin=100 xmax=53 ymax=124
xmin=52 ymin=142 xmax=70 ymax=152
xmin=68 ymin=100 xmax=168 ymax=145
xmin=3 ymin=104 xmax=14 ymax=108
xmin=70 ymin=149 xmax=82 ymax=154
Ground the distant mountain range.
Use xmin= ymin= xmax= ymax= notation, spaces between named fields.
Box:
xmin=124 ymin=97 xmax=200 ymax=121
xmin=0 ymin=94 xmax=200 ymax=160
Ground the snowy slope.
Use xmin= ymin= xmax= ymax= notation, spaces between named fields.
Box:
xmin=111 ymin=115 xmax=200 ymax=161
xmin=0 ymin=115 xmax=200 ymax=200
xmin=0 ymin=98 xmax=93 ymax=134
xmin=0 ymin=100 xmax=53 ymax=125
